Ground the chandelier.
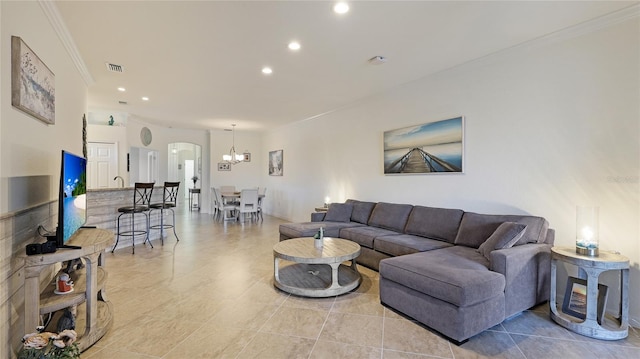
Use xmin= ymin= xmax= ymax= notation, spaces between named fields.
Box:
xmin=222 ymin=124 xmax=244 ymax=164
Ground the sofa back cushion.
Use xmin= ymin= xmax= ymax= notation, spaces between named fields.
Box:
xmin=404 ymin=206 xmax=464 ymax=243
xmin=324 ymin=203 xmax=353 ymax=222
xmin=346 ymin=199 xmax=376 ymax=224
xmin=477 ymin=222 xmax=527 ymax=260
xmin=368 ymin=202 xmax=414 ymax=232
xmin=454 ymin=212 xmax=549 ymax=248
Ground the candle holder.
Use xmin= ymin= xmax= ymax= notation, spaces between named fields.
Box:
xmin=576 ymin=206 xmax=599 ymax=256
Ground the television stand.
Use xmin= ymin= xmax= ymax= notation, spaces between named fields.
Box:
xmin=22 ymin=228 xmax=114 ymax=352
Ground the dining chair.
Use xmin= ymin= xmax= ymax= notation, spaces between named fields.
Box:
xmin=210 ymin=187 xmax=219 ymax=218
xmin=149 ymin=181 xmax=180 ymax=244
xmin=257 ymin=187 xmax=267 ymax=221
xmin=213 ymin=187 xmax=237 ymax=221
xmin=113 ymin=182 xmax=155 ymax=254
xmin=220 ymin=185 xmax=239 ymax=206
xmin=235 ymin=188 xmax=259 ymax=222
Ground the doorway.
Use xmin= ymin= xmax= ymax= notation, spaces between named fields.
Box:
xmin=130 ymin=147 xmax=159 ymax=184
xmin=168 ymin=142 xmax=202 ymax=200
xmin=87 ymin=142 xmax=118 ymax=189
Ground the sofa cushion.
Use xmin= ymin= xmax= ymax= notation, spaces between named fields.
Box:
xmin=374 ymin=234 xmax=453 ymax=257
xmin=454 ymin=212 xmax=549 ymax=248
xmin=368 ymin=202 xmax=413 ymax=232
xmin=324 ymin=203 xmax=353 ymax=222
xmin=379 ymin=247 xmax=503 ymax=307
xmin=404 ymin=206 xmax=464 ymax=243
xmin=346 ymin=199 xmax=376 ymax=224
xmin=279 ymin=221 xmax=363 ymax=239
xmin=339 ymin=226 xmax=400 ymax=249
xmin=477 ymin=222 xmax=527 ymax=260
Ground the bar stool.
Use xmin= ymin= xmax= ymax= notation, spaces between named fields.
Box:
xmin=112 ymin=182 xmax=154 ymax=254
xmin=149 ymin=181 xmax=180 ymax=244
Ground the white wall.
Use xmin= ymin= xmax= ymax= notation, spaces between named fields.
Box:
xmin=210 ymin=129 xmax=264 ymax=192
xmin=263 ymin=18 xmax=640 ymax=322
xmin=0 ymin=1 xmax=88 ymax=214
xmin=1 ymin=1 xmax=89 ymax=355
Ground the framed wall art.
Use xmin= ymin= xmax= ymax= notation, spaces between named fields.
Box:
xmin=383 ymin=116 xmax=463 ymax=174
xmin=269 ymin=150 xmax=283 ymax=176
xmin=11 ymin=36 xmax=55 ymax=125
xmin=218 ymin=162 xmax=231 ymax=171
xmin=562 ymin=276 xmax=608 ymax=324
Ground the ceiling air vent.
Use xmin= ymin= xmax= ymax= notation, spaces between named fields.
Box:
xmin=118 ymin=101 xmax=128 ymax=105
xmin=106 ymin=62 xmax=124 ymax=73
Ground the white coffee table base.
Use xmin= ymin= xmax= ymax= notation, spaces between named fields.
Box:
xmin=273 ymin=237 xmax=361 ymax=297
xmin=274 ymin=260 xmax=360 ymax=297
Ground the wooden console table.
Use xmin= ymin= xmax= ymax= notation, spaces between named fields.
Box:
xmin=22 ymin=228 xmax=114 ymax=351
xmin=550 ymin=246 xmax=629 ymax=340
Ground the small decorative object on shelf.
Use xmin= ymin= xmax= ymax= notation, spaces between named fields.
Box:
xmin=55 ymin=274 xmax=73 ymax=295
xmin=314 ymin=227 xmax=324 ymax=248
xmin=576 ymin=206 xmax=599 ymax=256
xmin=18 ymin=328 xmax=80 ymax=359
xmin=191 ymin=175 xmax=198 ymax=188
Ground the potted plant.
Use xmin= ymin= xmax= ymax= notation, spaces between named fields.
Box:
xmin=18 ymin=329 xmax=80 ymax=359
xmin=191 ymin=175 xmax=198 ymax=188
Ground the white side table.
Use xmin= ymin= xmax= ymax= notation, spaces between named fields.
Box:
xmin=550 ymin=246 xmax=629 ymax=340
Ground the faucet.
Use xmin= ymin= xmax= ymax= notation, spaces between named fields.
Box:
xmin=114 ymin=176 xmax=124 ymax=188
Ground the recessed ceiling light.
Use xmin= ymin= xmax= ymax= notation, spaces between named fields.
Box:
xmin=333 ymin=2 xmax=349 ymax=14
xmin=117 ymin=87 xmax=126 ymax=92
xmin=262 ymin=67 xmax=273 ymax=75
xmin=288 ymin=41 xmax=301 ymax=51
xmin=141 ymin=97 xmax=149 ymax=101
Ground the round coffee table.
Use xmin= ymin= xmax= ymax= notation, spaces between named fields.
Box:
xmin=273 ymin=237 xmax=361 ymax=297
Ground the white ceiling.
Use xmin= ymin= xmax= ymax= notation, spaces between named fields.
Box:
xmin=54 ymin=1 xmax=635 ymax=131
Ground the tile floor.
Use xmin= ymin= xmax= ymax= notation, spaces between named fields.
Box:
xmin=82 ymin=210 xmax=639 ymax=358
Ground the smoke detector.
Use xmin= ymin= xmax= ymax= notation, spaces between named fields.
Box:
xmin=368 ymin=56 xmax=387 ymax=65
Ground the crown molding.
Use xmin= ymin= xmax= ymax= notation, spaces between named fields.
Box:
xmin=515 ymin=3 xmax=639 ymax=52
xmin=39 ymin=0 xmax=94 ymax=86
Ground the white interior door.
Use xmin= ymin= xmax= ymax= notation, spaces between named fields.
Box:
xmin=87 ymin=142 xmax=118 ymax=188
xmin=147 ymin=151 xmax=159 ymax=183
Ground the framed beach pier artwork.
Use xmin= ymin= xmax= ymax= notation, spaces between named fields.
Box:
xmin=11 ymin=36 xmax=55 ymax=125
xmin=384 ymin=116 xmax=464 ymax=174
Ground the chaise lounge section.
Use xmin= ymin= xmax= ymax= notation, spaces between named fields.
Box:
xmin=279 ymin=199 xmax=554 ymax=343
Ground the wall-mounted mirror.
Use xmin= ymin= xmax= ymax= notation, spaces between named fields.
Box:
xmin=168 ymin=142 xmax=202 ymax=199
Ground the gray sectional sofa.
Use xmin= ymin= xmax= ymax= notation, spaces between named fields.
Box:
xmin=279 ymin=199 xmax=554 ymax=343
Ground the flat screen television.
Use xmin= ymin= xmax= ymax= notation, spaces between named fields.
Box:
xmin=56 ymin=150 xmax=87 ymax=248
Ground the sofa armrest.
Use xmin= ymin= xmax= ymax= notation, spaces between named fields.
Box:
xmin=490 ymin=243 xmax=552 ymax=317
xmin=311 ymin=212 xmax=326 ymax=222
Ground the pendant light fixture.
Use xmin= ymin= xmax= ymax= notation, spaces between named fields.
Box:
xmin=222 ymin=124 xmax=244 ymax=164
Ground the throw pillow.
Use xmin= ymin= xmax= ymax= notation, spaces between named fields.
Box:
xmin=477 ymin=222 xmax=527 ymax=260
xmin=324 ymin=203 xmax=353 ymax=222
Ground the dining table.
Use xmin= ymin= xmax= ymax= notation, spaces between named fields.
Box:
xmin=220 ymin=191 xmax=265 ymax=221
